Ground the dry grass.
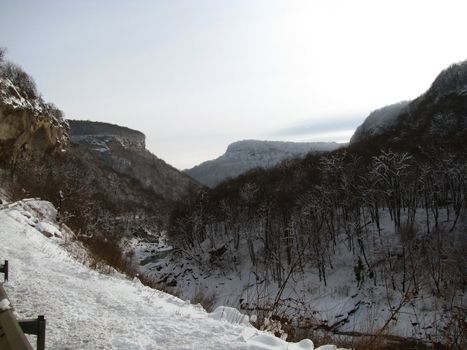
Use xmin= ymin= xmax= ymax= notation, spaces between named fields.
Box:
xmin=191 ymin=289 xmax=218 ymax=312
xmin=80 ymin=235 xmax=137 ymax=277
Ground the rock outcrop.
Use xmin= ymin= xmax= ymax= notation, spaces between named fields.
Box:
xmin=0 ymin=77 xmax=68 ymax=164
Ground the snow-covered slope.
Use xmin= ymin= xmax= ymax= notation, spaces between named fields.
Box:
xmin=185 ymin=140 xmax=343 ymax=187
xmin=0 ymin=198 xmax=343 ymax=350
xmin=349 ymin=101 xmax=409 ymax=144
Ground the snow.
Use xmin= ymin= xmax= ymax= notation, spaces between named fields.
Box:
xmin=36 ymin=221 xmax=62 ymax=238
xmin=0 ymin=77 xmax=44 ymax=115
xmin=0 ymin=298 xmax=11 ymax=311
xmin=209 ymin=306 xmax=251 ymax=326
xmin=136 ymin=206 xmax=466 ymax=345
xmin=0 ymin=200 xmax=345 ymax=350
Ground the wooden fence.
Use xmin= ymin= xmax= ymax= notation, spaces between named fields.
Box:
xmin=0 ymin=260 xmax=46 ymax=350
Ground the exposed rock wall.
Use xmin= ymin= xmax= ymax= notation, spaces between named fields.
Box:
xmin=0 ymin=77 xmax=68 ymax=164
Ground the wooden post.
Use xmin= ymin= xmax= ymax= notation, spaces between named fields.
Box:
xmin=19 ymin=316 xmax=47 ymax=350
xmin=0 ymin=283 xmax=34 ymax=350
xmin=0 ymin=260 xmax=8 ymax=281
xmin=37 ymin=315 xmax=46 ymax=350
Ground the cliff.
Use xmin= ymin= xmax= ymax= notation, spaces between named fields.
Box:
xmin=0 ymin=76 xmax=68 ymax=164
xmin=68 ymin=120 xmax=198 ymax=201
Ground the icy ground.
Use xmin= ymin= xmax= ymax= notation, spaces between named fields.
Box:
xmin=0 ymin=199 xmax=344 ymax=350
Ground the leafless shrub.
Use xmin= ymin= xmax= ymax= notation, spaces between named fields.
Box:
xmin=0 ymin=61 xmax=38 ymax=99
xmin=191 ymin=289 xmax=218 ymax=312
xmin=81 ymin=235 xmax=137 ymax=277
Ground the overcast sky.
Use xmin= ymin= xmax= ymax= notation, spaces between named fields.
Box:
xmin=1 ymin=0 xmax=467 ymax=169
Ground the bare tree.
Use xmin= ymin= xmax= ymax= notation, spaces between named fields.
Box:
xmin=0 ymin=47 xmax=6 ymax=62
xmin=1 ymin=61 xmax=38 ymax=99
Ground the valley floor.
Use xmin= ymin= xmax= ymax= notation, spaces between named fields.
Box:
xmin=134 ymin=208 xmax=466 ymax=346
xmin=0 ymin=199 xmax=343 ymax=350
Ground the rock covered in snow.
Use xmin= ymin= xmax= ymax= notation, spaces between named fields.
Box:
xmin=0 ymin=298 xmax=11 ymax=311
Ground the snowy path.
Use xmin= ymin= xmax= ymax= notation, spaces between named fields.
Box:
xmin=0 ymin=201 xmax=338 ymax=350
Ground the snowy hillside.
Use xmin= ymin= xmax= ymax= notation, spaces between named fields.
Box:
xmin=185 ymin=140 xmax=343 ymax=187
xmin=0 ymin=197 xmax=343 ymax=350
xmin=349 ymin=101 xmax=409 ymax=144
xmin=139 ymin=206 xmax=466 ymax=346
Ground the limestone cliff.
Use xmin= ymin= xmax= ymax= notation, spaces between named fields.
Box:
xmin=0 ymin=77 xmax=68 ymax=164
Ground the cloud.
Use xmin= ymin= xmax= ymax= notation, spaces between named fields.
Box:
xmin=272 ymin=115 xmax=363 ymax=138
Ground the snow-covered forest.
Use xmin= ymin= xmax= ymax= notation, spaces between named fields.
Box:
xmin=163 ymin=147 xmax=466 ymax=345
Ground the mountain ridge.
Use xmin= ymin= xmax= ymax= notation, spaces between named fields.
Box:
xmin=68 ymin=120 xmax=197 ymax=202
xmin=185 ymin=139 xmax=344 ymax=187
xmin=350 ymin=59 xmax=467 ymax=147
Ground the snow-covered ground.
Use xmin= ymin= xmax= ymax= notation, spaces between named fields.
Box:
xmin=134 ymin=208 xmax=466 ymax=345
xmin=0 ymin=199 xmax=344 ymax=350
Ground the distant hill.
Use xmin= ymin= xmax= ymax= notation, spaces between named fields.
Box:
xmin=68 ymin=120 xmax=197 ymax=202
xmin=185 ymin=140 xmax=343 ymax=187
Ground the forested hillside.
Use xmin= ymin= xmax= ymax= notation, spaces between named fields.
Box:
xmin=153 ymin=60 xmax=467 ymax=347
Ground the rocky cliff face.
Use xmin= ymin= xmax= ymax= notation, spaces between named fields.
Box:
xmin=68 ymin=120 xmax=198 ymax=201
xmin=0 ymin=77 xmax=68 ymax=164
xmin=185 ymin=140 xmax=343 ymax=187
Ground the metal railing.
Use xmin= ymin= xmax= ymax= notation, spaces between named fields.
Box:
xmin=0 ymin=260 xmax=46 ymax=350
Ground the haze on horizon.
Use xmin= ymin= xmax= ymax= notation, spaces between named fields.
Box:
xmin=1 ymin=0 xmax=467 ymax=169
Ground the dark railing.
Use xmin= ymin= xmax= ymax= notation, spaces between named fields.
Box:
xmin=0 ymin=260 xmax=7 ymax=281
xmin=0 ymin=261 xmax=46 ymax=350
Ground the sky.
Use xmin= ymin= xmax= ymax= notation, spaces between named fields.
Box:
xmin=1 ymin=0 xmax=467 ymax=169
